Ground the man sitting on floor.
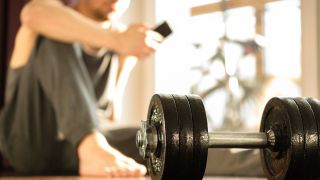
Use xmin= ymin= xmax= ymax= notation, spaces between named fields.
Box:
xmin=0 ymin=0 xmax=163 ymax=177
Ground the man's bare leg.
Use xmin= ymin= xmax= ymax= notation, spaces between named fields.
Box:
xmin=78 ymin=131 xmax=147 ymax=177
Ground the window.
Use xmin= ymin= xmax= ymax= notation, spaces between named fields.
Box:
xmin=154 ymin=0 xmax=301 ymax=131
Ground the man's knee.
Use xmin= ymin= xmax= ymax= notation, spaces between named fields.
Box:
xmin=31 ymin=37 xmax=78 ymax=76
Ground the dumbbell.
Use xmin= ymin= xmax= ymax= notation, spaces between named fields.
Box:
xmin=136 ymin=94 xmax=320 ymax=180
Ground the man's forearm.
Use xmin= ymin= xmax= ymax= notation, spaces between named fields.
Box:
xmin=21 ymin=0 xmax=119 ymax=51
xmin=112 ymin=56 xmax=138 ymax=120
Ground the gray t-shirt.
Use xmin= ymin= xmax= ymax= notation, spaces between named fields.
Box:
xmin=81 ymin=48 xmax=114 ymax=109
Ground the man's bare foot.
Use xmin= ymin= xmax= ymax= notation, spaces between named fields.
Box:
xmin=77 ymin=131 xmax=147 ymax=177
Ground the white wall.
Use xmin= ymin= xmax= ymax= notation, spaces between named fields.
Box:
xmin=301 ymin=0 xmax=320 ymax=98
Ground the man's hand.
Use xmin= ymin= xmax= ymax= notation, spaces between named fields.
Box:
xmin=115 ymin=24 xmax=163 ymax=59
xmin=77 ymin=131 xmax=147 ymax=177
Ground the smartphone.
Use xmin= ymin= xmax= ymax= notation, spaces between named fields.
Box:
xmin=153 ymin=21 xmax=172 ymax=38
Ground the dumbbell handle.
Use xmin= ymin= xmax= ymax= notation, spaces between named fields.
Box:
xmin=208 ymin=131 xmax=275 ymax=149
xmin=136 ymin=122 xmax=276 ymax=159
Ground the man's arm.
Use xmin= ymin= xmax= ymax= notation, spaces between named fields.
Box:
xmin=21 ymin=0 xmax=161 ymax=56
xmin=10 ymin=0 xmax=160 ymax=68
xmin=112 ymin=55 xmax=138 ymax=120
xmin=20 ymin=0 xmax=120 ymax=50
xmin=10 ymin=26 xmax=38 ymax=68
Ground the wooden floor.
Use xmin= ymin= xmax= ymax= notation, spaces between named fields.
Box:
xmin=0 ymin=176 xmax=266 ymax=180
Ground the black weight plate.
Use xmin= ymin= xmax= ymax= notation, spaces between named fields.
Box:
xmin=293 ymin=97 xmax=318 ymax=179
xmin=260 ymin=97 xmax=304 ymax=180
xmin=305 ymin=98 xmax=320 ymax=179
xmin=147 ymin=94 xmax=179 ymax=180
xmin=186 ymin=95 xmax=209 ymax=180
xmin=172 ymin=95 xmax=194 ymax=179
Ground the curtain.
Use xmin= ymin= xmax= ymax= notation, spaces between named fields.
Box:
xmin=0 ymin=0 xmax=28 ymax=110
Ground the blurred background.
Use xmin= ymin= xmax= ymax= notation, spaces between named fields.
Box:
xmin=1 ymin=0 xmax=320 ymax=133
xmin=121 ymin=0 xmax=320 ymax=133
